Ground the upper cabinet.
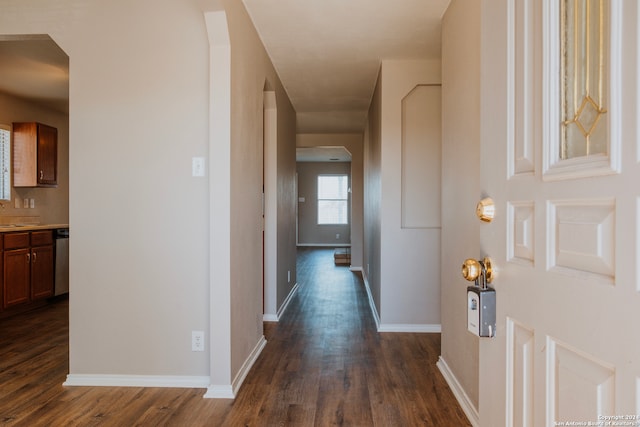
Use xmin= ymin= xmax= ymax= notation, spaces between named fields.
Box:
xmin=12 ymin=122 xmax=57 ymax=188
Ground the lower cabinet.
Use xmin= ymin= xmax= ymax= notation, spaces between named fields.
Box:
xmin=2 ymin=230 xmax=54 ymax=310
xmin=31 ymin=244 xmax=54 ymax=300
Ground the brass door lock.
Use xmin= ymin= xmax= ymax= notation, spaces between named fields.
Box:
xmin=461 ymin=257 xmax=496 ymax=338
xmin=475 ymin=197 xmax=495 ymax=222
xmin=461 ymin=257 xmax=493 ymax=288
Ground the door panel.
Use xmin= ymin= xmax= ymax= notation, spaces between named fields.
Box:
xmin=548 ymin=199 xmax=615 ymax=282
xmin=506 ymin=318 xmax=534 ymax=427
xmin=547 ymin=338 xmax=616 ymax=425
xmin=507 ymin=201 xmax=535 ymax=265
xmin=479 ymin=0 xmax=640 ymax=425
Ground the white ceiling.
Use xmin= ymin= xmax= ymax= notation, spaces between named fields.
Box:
xmin=0 ymin=35 xmax=69 ymax=114
xmin=296 ymin=146 xmax=352 ymax=162
xmin=0 ymin=1 xmax=450 ymax=138
xmin=242 ymin=0 xmax=450 ymax=133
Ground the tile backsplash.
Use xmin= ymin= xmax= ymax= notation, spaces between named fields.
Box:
xmin=0 ymin=215 xmax=41 ymax=225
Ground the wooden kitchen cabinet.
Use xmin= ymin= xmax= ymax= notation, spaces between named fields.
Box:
xmin=30 ymin=231 xmax=54 ymax=300
xmin=2 ymin=230 xmax=54 ymax=309
xmin=12 ymin=122 xmax=58 ymax=187
xmin=3 ymin=232 xmax=31 ymax=309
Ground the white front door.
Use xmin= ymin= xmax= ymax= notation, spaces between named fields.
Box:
xmin=479 ymin=1 xmax=640 ymax=426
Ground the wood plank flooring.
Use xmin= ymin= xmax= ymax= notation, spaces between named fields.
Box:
xmin=0 ymin=248 xmax=471 ymax=426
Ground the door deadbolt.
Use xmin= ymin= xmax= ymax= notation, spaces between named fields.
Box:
xmin=475 ymin=197 xmax=495 ymax=222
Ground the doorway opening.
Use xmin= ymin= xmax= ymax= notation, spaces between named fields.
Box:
xmin=296 ymin=146 xmax=352 ymax=267
xmin=0 ymin=33 xmax=70 ymax=362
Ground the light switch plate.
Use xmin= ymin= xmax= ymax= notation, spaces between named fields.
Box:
xmin=192 ymin=157 xmax=206 ymax=177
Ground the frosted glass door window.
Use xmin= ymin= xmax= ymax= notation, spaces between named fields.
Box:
xmin=560 ymin=0 xmax=609 ymax=159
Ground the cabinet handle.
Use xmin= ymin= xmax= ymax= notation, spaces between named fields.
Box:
xmin=32 ymin=252 xmax=37 ymax=263
xmin=27 ymin=253 xmax=30 ymax=262
xmin=39 ymin=170 xmax=44 ymax=180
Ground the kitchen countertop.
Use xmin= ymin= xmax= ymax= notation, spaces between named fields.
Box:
xmin=0 ymin=224 xmax=69 ymax=232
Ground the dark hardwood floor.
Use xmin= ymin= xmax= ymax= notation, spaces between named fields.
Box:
xmin=0 ymin=248 xmax=470 ymax=426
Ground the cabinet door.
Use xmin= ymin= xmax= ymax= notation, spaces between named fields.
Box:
xmin=37 ymin=123 xmax=57 ymax=186
xmin=12 ymin=122 xmax=38 ymax=187
xmin=4 ymin=248 xmax=30 ymax=308
xmin=31 ymin=245 xmax=54 ymax=300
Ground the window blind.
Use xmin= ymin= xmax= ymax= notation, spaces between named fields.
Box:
xmin=317 ymin=175 xmax=349 ymax=225
xmin=0 ymin=127 xmax=10 ymax=200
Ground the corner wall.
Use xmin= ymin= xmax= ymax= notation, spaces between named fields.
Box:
xmin=364 ymin=72 xmax=382 ymax=318
xmin=274 ymin=90 xmax=297 ymax=313
xmin=223 ymin=0 xmax=297 ymax=388
xmin=439 ymin=0 xmax=481 ymax=416
xmin=379 ymin=59 xmax=442 ymax=331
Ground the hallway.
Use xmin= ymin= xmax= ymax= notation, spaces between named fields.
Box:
xmin=238 ymin=247 xmax=470 ymax=425
xmin=0 ymin=249 xmax=469 ymax=426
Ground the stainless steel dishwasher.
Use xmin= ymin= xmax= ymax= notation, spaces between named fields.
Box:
xmin=54 ymin=228 xmax=69 ymax=296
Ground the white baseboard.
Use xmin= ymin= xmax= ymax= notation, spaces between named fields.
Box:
xmin=360 ymin=269 xmax=381 ymax=330
xmin=296 ymin=243 xmax=351 ymax=247
xmin=63 ymin=374 xmax=210 ymax=388
xmin=359 ymin=269 xmax=440 ymax=334
xmin=262 ymin=313 xmax=278 ymax=322
xmin=231 ymin=335 xmax=267 ymax=396
xmin=436 ymin=356 xmax=479 ymax=427
xmin=203 ymin=384 xmax=234 ymax=399
xmin=378 ymin=324 xmax=442 ymax=333
xmin=204 ymin=335 xmax=267 ymax=399
xmin=276 ymin=282 xmax=298 ymax=320
xmin=263 ymin=283 xmax=298 ymax=322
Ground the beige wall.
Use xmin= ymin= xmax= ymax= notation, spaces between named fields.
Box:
xmin=379 ymin=59 xmax=441 ymax=329
xmin=274 ymin=91 xmax=297 ymax=314
xmin=364 ymin=70 xmax=382 ymax=316
xmin=363 ymin=61 xmax=442 ymax=330
xmin=223 ymin=0 xmax=297 ymax=381
xmin=1 ymin=0 xmax=297 ymax=394
xmin=0 ymin=92 xmax=69 ymax=224
xmin=440 ymin=0 xmax=481 ymax=412
xmin=297 ymin=133 xmax=364 ymax=269
xmin=70 ymin=0 xmax=210 ymax=378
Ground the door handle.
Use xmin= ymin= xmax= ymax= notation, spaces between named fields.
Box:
xmin=462 ymin=257 xmax=493 ymax=288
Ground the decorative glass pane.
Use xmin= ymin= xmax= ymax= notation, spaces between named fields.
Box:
xmin=560 ymin=0 xmax=608 ymax=160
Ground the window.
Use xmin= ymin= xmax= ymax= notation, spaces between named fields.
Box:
xmin=317 ymin=175 xmax=349 ymax=225
xmin=560 ymin=0 xmax=608 ymax=159
xmin=0 ymin=126 xmax=10 ymax=201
